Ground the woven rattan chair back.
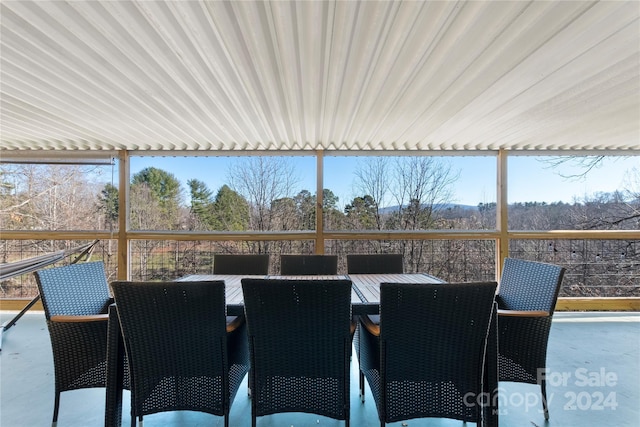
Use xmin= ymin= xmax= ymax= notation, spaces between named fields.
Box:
xmin=346 ymin=254 xmax=403 ymax=274
xmin=111 ymin=280 xmax=249 ymax=427
xmin=357 ymin=281 xmax=497 ymax=427
xmin=498 ymin=257 xmax=565 ymax=313
xmin=241 ymin=278 xmax=352 ymax=427
xmin=36 ymin=261 xmax=112 ymax=318
xmin=213 ymin=254 xmax=270 ymax=275
xmin=280 ymin=254 xmax=338 ymax=275
xmin=34 ymin=261 xmax=113 ymax=426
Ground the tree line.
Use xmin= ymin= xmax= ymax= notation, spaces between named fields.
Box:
xmin=1 ymin=158 xmax=638 ymax=298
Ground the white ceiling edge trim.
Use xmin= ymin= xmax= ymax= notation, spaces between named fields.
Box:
xmin=0 ymin=150 xmax=117 ymax=163
xmin=2 ymin=149 xmax=639 ymax=163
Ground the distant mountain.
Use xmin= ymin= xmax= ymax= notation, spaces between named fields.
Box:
xmin=379 ymin=203 xmax=479 ymax=214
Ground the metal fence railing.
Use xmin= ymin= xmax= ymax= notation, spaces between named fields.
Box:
xmin=3 ymin=238 xmax=636 ymax=299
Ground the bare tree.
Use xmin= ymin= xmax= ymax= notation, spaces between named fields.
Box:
xmin=389 ymin=157 xmax=457 ymax=230
xmin=353 ymin=157 xmax=391 ymax=230
xmin=227 ymin=157 xmax=299 ymax=232
xmin=389 ymin=157 xmax=458 ymax=272
xmin=1 ymin=165 xmax=102 ymax=232
xmin=541 ymin=155 xmax=606 ymax=179
xmin=352 ymin=156 xmax=459 ymax=271
xmin=0 ymin=164 xmax=112 ymax=296
xmin=622 ymin=166 xmax=640 ymax=223
xmin=227 ymin=157 xmax=300 ymax=254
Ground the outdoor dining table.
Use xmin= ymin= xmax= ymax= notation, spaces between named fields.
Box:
xmin=105 ymin=273 xmax=498 ymax=427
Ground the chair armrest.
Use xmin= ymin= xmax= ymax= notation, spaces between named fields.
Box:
xmin=50 ymin=314 xmax=109 ymax=323
xmin=359 ymin=314 xmax=380 ymax=336
xmin=226 ymin=315 xmax=244 ymax=333
xmin=497 ymin=309 xmax=550 ymax=318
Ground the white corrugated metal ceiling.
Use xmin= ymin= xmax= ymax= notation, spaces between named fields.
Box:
xmin=1 ymin=0 xmax=639 ymax=154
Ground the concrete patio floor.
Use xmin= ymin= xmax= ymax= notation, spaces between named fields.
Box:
xmin=1 ymin=311 xmax=638 ymax=427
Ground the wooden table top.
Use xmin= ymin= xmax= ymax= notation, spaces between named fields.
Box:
xmin=347 ymin=273 xmax=444 ymax=303
xmin=179 ymin=273 xmax=444 ymax=310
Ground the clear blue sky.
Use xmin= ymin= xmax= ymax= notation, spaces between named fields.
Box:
xmin=127 ymin=155 xmax=638 ymax=209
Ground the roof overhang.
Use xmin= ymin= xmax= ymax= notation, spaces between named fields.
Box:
xmin=1 ymin=0 xmax=639 ymax=153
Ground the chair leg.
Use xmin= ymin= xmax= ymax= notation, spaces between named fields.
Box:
xmin=52 ymin=391 xmax=60 ymax=427
xmin=131 ymin=415 xmax=142 ymax=427
xmin=359 ymin=370 xmax=365 ymax=402
xmin=251 ymin=384 xmax=257 ymax=427
xmin=541 ymin=380 xmax=550 ymax=420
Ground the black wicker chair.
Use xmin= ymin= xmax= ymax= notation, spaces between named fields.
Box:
xmin=347 ymin=253 xmax=404 ymax=398
xmin=497 ymin=257 xmax=566 ymax=420
xmin=110 ymin=280 xmax=249 ymax=427
xmin=212 ymin=253 xmax=269 ymax=395
xmin=279 ymin=254 xmax=338 ymax=275
xmin=34 ymin=261 xmax=116 ymax=426
xmin=241 ymin=278 xmax=352 ymax=427
xmin=356 ymin=281 xmax=497 ymax=427
xmin=213 ymin=254 xmax=270 ymax=275
xmin=346 ymin=254 xmax=404 ymax=274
